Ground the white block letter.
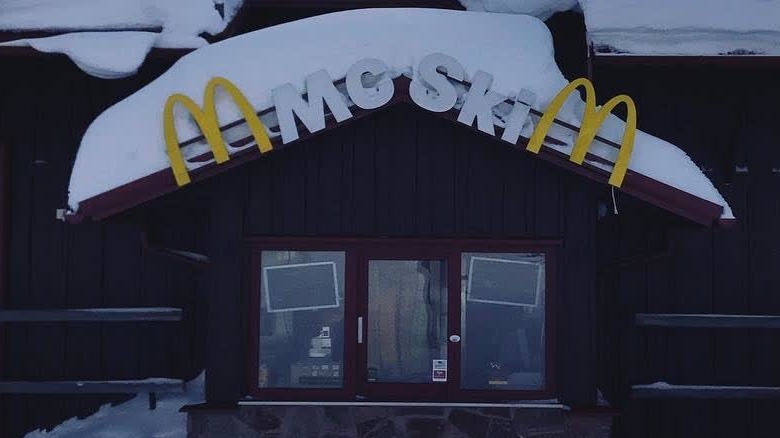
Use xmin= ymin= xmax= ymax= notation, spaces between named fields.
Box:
xmin=457 ymin=70 xmax=507 ymax=136
xmin=409 ymin=53 xmax=464 ymax=112
xmin=346 ymin=58 xmax=394 ymax=110
xmin=501 ymin=89 xmax=536 ymax=145
xmin=272 ymin=69 xmax=353 ymax=144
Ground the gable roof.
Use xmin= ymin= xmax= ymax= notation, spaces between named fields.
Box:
xmin=67 ymin=75 xmax=727 ymax=226
xmin=63 ymin=9 xmax=732 ymax=227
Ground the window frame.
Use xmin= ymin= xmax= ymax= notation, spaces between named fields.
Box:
xmin=246 ymin=237 xmax=558 ymax=401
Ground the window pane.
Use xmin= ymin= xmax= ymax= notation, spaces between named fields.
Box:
xmin=461 ymin=253 xmax=545 ymax=390
xmin=367 ymin=260 xmax=448 ymax=383
xmin=258 ymin=251 xmax=345 ymax=388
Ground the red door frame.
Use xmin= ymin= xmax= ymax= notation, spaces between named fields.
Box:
xmin=355 ymin=243 xmax=454 ymax=401
xmin=246 ymin=237 xmax=558 ymax=402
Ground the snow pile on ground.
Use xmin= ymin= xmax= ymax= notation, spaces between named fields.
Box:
xmin=67 ymin=8 xmax=732 ymax=219
xmin=458 ymin=0 xmax=579 ymax=20
xmin=0 ymin=0 xmax=242 ymax=78
xmin=23 ymin=373 xmax=203 ymax=438
xmin=581 ymin=0 xmax=780 ymax=55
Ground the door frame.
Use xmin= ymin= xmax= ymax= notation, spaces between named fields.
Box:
xmin=246 ymin=237 xmax=559 ymax=401
xmin=355 ymin=242 xmax=459 ymax=401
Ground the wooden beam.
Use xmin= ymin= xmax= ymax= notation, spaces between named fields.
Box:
xmin=0 ymin=308 xmax=182 ymax=322
xmin=0 ymin=142 xmax=8 ymax=383
xmin=0 ymin=379 xmax=184 ymax=394
xmin=632 ymin=383 xmax=780 ymax=400
xmin=636 ymin=313 xmax=780 ymax=329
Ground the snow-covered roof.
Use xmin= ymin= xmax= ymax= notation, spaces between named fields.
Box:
xmin=581 ymin=0 xmax=780 ymax=56
xmin=458 ymin=0 xmax=579 ymax=21
xmin=0 ymin=0 xmax=243 ymax=78
xmin=458 ymin=0 xmax=780 ymax=57
xmin=0 ymin=0 xmax=240 ymax=34
xmin=65 ymin=8 xmax=732 ymax=224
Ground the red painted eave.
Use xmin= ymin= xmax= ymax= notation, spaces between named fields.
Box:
xmin=65 ymin=78 xmax=727 ymax=228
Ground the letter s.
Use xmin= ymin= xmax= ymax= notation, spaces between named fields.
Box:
xmin=410 ymin=53 xmax=464 ymax=112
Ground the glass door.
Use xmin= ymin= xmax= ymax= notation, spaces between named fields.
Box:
xmin=357 ymin=248 xmax=458 ymax=400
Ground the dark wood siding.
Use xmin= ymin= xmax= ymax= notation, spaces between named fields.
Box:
xmin=0 ymin=57 xmax=205 ymax=438
xmin=195 ymin=103 xmax=604 ymax=406
xmin=594 ymin=62 xmax=780 ymax=438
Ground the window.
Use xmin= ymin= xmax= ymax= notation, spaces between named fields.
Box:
xmin=461 ymin=253 xmax=546 ymax=391
xmin=248 ymin=239 xmax=556 ymax=401
xmin=258 ymin=250 xmax=345 ymax=389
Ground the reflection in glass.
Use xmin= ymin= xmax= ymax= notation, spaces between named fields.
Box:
xmin=258 ymin=251 xmax=345 ymax=388
xmin=461 ymin=253 xmax=545 ymax=390
xmin=367 ymin=260 xmax=447 ymax=383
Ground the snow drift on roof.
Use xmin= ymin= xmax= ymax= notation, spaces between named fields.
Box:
xmin=458 ymin=0 xmax=579 ymax=21
xmin=0 ymin=0 xmax=230 ymax=35
xmin=66 ymin=8 xmax=733 ymax=219
xmin=0 ymin=0 xmax=243 ymax=78
xmin=581 ymin=0 xmax=780 ymax=55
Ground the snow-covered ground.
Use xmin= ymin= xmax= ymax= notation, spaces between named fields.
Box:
xmin=24 ymin=374 xmax=203 ymax=438
xmin=0 ymin=0 xmax=243 ymax=78
xmin=66 ymin=8 xmax=732 ymax=219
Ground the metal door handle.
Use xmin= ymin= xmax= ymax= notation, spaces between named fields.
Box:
xmin=358 ymin=316 xmax=363 ymax=344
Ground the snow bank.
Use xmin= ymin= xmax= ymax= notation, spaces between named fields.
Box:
xmin=24 ymin=373 xmax=203 ymax=438
xmin=67 ymin=8 xmax=732 ymax=219
xmin=581 ymin=0 xmax=780 ymax=55
xmin=0 ymin=0 xmax=241 ymax=78
xmin=458 ymin=0 xmax=579 ymax=20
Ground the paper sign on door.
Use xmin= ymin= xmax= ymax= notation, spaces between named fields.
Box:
xmin=432 ymin=359 xmax=447 ymax=382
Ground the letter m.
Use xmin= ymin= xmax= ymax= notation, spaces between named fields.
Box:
xmin=272 ymin=70 xmax=354 ymax=144
xmin=163 ymin=76 xmax=272 ymax=187
xmin=526 ymin=78 xmax=637 ymax=187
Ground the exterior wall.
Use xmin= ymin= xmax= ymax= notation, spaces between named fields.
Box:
xmin=187 ymin=405 xmax=612 ymax=438
xmin=593 ymin=62 xmax=780 ymax=437
xmin=0 ymin=57 xmax=206 ymax=437
xmin=191 ymin=103 xmax=604 ymax=408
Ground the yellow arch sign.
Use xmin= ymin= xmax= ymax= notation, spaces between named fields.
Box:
xmin=163 ymin=76 xmax=272 ymax=187
xmin=526 ymin=78 xmax=636 ymax=188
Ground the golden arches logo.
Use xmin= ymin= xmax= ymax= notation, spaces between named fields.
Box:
xmin=526 ymin=78 xmax=636 ymax=187
xmin=163 ymin=76 xmax=272 ymax=187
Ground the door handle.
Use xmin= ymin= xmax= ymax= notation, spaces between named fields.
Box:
xmin=449 ymin=334 xmax=461 ymax=343
xmin=358 ymin=316 xmax=363 ymax=344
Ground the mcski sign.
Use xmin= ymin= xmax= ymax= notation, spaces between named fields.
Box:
xmin=163 ymin=53 xmax=636 ymax=188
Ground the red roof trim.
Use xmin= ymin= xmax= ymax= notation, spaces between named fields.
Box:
xmin=69 ymin=77 xmax=725 ymax=227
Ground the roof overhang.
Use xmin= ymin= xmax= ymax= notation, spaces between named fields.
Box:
xmin=68 ymin=75 xmax=727 ymax=227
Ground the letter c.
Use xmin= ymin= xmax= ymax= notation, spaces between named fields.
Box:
xmin=346 ymin=58 xmax=394 ymax=110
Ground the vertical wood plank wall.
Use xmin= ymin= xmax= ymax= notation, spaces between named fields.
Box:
xmin=594 ymin=63 xmax=780 ymax=438
xmin=0 ymin=58 xmax=205 ymax=437
xmin=200 ymin=104 xmax=603 ymax=407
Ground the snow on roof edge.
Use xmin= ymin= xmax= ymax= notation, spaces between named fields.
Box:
xmin=65 ymin=8 xmax=733 ymax=220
